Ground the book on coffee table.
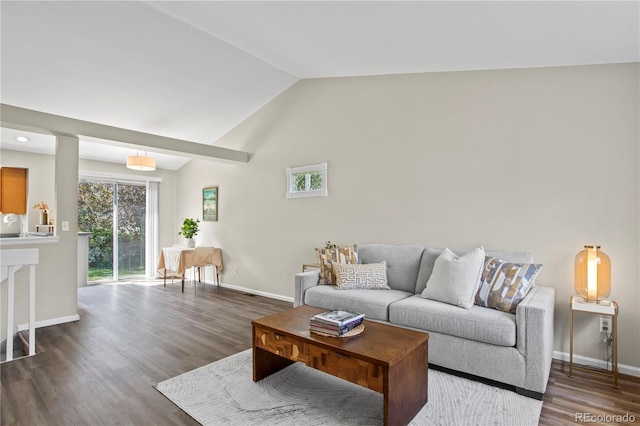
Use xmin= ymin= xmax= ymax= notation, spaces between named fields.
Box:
xmin=311 ymin=310 xmax=364 ymax=327
xmin=309 ymin=318 xmax=363 ymax=336
xmin=310 ymin=310 xmax=365 ymax=337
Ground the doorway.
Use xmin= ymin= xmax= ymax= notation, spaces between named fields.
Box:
xmin=78 ymin=180 xmax=146 ymax=282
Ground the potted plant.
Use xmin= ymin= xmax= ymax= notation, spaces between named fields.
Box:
xmin=179 ymin=217 xmax=200 ymax=248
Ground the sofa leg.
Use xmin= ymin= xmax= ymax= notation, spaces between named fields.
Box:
xmin=516 ymin=387 xmax=543 ymax=400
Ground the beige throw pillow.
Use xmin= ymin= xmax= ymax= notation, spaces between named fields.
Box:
xmin=421 ymin=247 xmax=485 ymax=309
xmin=333 ymin=261 xmax=390 ymax=290
xmin=316 ymin=246 xmax=357 ymax=285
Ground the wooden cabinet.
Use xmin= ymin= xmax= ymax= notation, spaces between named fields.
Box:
xmin=0 ymin=167 xmax=28 ymax=214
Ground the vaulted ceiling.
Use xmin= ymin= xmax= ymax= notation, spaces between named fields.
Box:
xmin=1 ymin=1 xmax=638 ymax=169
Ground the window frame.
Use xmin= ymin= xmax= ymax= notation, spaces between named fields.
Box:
xmin=285 ymin=162 xmax=328 ymax=199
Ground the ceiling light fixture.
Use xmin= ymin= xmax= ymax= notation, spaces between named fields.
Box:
xmin=126 ymin=151 xmax=156 ymax=171
xmin=15 ymin=136 xmax=29 ymax=142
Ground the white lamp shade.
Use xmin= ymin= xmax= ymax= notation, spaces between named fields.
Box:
xmin=126 ymin=155 xmax=156 ymax=171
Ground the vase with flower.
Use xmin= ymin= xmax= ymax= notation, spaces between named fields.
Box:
xmin=33 ymin=201 xmax=50 ymax=225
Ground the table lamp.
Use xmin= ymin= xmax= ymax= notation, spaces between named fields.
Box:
xmin=574 ymin=245 xmax=611 ymax=302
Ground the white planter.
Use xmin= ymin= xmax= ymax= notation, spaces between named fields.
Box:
xmin=186 ymin=238 xmax=195 ymax=248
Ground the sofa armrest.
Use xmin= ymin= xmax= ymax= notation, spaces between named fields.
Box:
xmin=516 ymin=285 xmax=555 ymax=394
xmin=294 ymin=270 xmax=320 ymax=307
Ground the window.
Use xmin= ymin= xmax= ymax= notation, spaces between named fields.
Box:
xmin=286 ymin=162 xmax=328 ymax=199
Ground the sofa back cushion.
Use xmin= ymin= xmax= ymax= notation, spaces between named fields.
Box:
xmin=415 ymin=247 xmax=443 ymax=294
xmin=414 ymin=247 xmax=533 ymax=294
xmin=357 ymin=244 xmax=424 ymax=292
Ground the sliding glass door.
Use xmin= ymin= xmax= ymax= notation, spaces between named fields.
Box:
xmin=116 ymin=184 xmax=146 ymax=279
xmin=78 ymin=181 xmax=114 ymax=281
xmin=78 ymin=180 xmax=146 ymax=282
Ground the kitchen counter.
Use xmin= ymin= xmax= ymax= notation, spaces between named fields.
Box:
xmin=0 ymin=235 xmax=61 ymax=247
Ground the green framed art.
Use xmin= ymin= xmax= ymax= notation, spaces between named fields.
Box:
xmin=203 ymin=186 xmax=218 ymax=221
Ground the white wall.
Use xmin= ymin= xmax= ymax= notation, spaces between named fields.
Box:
xmin=176 ymin=63 xmax=639 ymax=369
xmin=1 ymin=143 xmax=78 ymax=342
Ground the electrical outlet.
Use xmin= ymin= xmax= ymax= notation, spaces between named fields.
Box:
xmin=233 ymin=266 xmax=238 ymax=274
xmin=599 ymin=318 xmax=610 ymax=333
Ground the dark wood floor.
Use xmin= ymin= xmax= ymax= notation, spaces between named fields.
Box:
xmin=541 ymin=361 xmax=639 ymax=425
xmin=1 ymin=281 xmax=638 ymax=425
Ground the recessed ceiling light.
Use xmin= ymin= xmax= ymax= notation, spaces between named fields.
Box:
xmin=15 ymin=136 xmax=29 ymax=142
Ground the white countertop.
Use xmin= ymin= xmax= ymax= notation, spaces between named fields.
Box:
xmin=0 ymin=236 xmax=61 ymax=247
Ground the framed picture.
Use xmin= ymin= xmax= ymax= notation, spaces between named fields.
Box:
xmin=203 ymin=186 xmax=218 ymax=221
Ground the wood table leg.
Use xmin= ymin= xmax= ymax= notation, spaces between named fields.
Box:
xmin=385 ymin=341 xmax=428 ymax=426
xmin=252 ymin=340 xmax=294 ymax=382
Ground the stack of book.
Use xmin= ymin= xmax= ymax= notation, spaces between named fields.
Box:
xmin=309 ymin=310 xmax=365 ymax=337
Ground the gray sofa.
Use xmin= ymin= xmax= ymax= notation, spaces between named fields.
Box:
xmin=294 ymin=244 xmax=555 ymax=399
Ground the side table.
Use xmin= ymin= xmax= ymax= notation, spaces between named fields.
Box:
xmin=302 ymin=263 xmax=320 ymax=272
xmin=569 ymin=296 xmax=619 ymax=388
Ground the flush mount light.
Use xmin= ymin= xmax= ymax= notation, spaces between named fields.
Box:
xmin=15 ymin=136 xmax=29 ymax=142
xmin=126 ymin=151 xmax=156 ymax=171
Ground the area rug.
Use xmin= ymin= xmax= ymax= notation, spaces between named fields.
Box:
xmin=155 ymin=349 xmax=542 ymax=426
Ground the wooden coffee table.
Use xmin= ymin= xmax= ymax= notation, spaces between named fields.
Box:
xmin=252 ymin=306 xmax=429 ymax=426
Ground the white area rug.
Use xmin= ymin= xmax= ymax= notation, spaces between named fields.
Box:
xmin=155 ymin=349 xmax=542 ymax=426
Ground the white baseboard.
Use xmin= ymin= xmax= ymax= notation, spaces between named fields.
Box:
xmin=203 ymin=280 xmax=294 ymax=304
xmin=553 ymin=350 xmax=640 ymax=377
xmin=17 ymin=314 xmax=80 ymax=332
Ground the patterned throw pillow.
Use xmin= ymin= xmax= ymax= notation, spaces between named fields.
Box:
xmin=475 ymin=257 xmax=543 ymax=313
xmin=316 ymin=246 xmax=358 ymax=285
xmin=333 ymin=261 xmax=390 ymax=290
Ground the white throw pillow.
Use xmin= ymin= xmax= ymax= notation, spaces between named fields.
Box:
xmin=421 ymin=247 xmax=485 ymax=309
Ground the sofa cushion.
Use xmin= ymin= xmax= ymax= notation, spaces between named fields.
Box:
xmin=333 ymin=261 xmax=390 ymax=290
xmin=389 ymin=295 xmax=517 ymax=347
xmin=316 ymin=245 xmax=357 ymax=285
xmin=421 ymin=247 xmax=485 ymax=309
xmin=357 ymin=244 xmax=424 ymax=293
xmin=415 ymin=247 xmax=443 ymax=294
xmin=414 ymin=247 xmax=534 ymax=294
xmin=475 ymin=257 xmax=542 ymax=313
xmin=304 ymin=285 xmax=412 ymax=321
